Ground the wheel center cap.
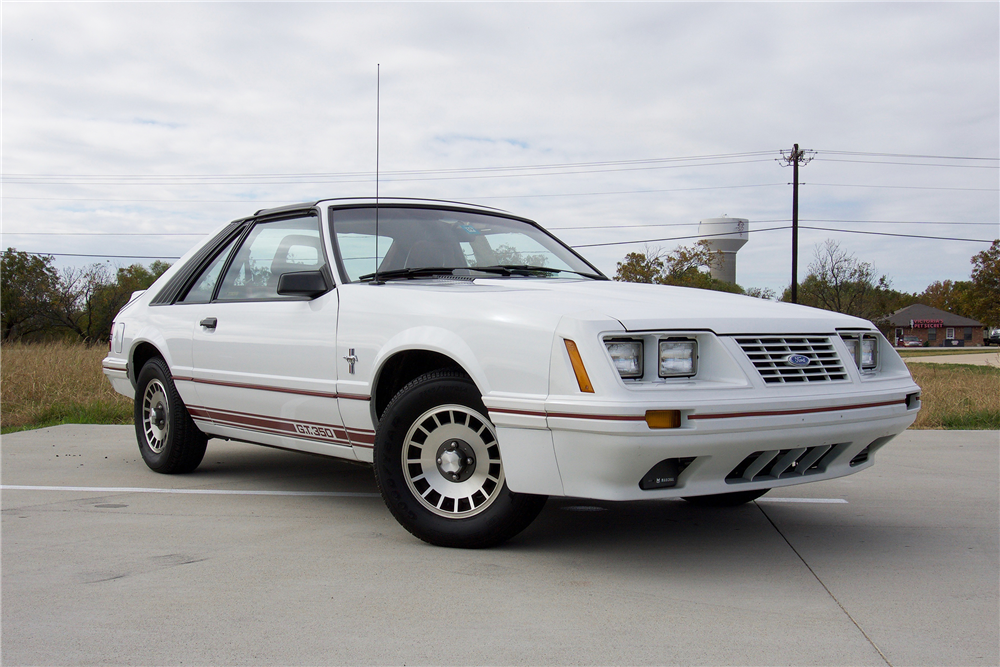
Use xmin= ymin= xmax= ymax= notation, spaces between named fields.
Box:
xmin=436 ymin=439 xmax=477 ymax=483
xmin=150 ymin=404 xmax=166 ymax=429
xmin=439 ymin=449 xmax=463 ymax=474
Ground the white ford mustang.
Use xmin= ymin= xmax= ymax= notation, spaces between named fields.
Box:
xmin=103 ymin=198 xmax=921 ymax=547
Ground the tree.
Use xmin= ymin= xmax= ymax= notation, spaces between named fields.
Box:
xmin=614 ymin=246 xmax=665 ymax=283
xmin=744 ymin=286 xmax=777 ymax=300
xmin=87 ymin=261 xmax=172 ymax=341
xmin=614 ymin=242 xmax=777 ymax=297
xmin=968 ymin=239 xmax=1000 ymax=326
xmin=784 ymin=240 xmax=896 ymax=321
xmin=491 ymin=244 xmax=547 ymax=268
xmin=916 ymin=280 xmax=973 ymax=317
xmin=37 ymin=260 xmax=172 ymax=344
xmin=614 ymin=241 xmax=744 ymax=294
xmin=1 ymin=249 xmax=60 ymax=340
xmin=42 ymin=263 xmax=116 ymax=343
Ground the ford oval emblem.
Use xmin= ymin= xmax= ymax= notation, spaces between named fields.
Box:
xmin=786 ymin=354 xmax=811 ymax=367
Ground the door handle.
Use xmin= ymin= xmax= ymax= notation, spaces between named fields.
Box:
xmin=199 ymin=317 xmax=218 ymax=329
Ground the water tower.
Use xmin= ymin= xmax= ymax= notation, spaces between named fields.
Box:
xmin=698 ymin=216 xmax=749 ymax=284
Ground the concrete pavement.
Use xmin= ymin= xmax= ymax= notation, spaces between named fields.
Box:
xmin=2 ymin=425 xmax=998 ymax=666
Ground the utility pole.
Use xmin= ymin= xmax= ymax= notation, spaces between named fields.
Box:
xmin=780 ymin=144 xmax=814 ymax=303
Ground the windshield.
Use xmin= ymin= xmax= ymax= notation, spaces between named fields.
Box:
xmin=329 ymin=206 xmax=602 ymax=283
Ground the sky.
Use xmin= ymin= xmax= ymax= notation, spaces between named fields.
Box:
xmin=2 ymin=2 xmax=998 ymax=297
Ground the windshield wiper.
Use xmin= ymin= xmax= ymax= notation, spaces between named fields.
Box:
xmin=358 ymin=267 xmax=458 ymax=282
xmin=472 ymin=265 xmax=606 ymax=280
xmin=359 ymin=264 xmax=607 ymax=283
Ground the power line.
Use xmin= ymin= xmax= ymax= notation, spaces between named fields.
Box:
xmin=814 ymin=157 xmax=999 ymax=169
xmin=1 ymin=151 xmax=780 ymax=180
xmin=1 ymin=196 xmax=291 ymax=204
xmin=474 ymin=183 xmax=784 ymax=200
xmin=571 ymin=226 xmax=792 ymax=248
xmin=816 ymin=150 xmax=999 ymax=162
xmin=799 ymin=226 xmax=995 ymax=243
xmin=552 ymin=219 xmax=999 ymax=231
xmin=17 ymin=223 xmax=995 ymax=260
xmin=17 ymin=252 xmax=181 ymax=260
xmin=801 ymin=219 xmax=998 ymax=227
xmin=568 ymin=224 xmax=995 ymax=250
xmin=0 ymin=182 xmax=786 ymax=204
xmin=2 ymin=232 xmax=205 ymax=236
xmin=5 ymin=218 xmax=994 ymax=237
xmin=805 ymin=182 xmax=998 ymax=192
xmin=2 ymin=157 xmax=779 ymax=186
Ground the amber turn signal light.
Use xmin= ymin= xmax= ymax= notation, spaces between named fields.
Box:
xmin=564 ymin=339 xmax=595 ymax=393
xmin=645 ymin=410 xmax=681 ymax=429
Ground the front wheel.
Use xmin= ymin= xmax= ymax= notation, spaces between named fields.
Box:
xmin=374 ymin=370 xmax=546 ymax=548
xmin=134 ymin=357 xmax=207 ymax=474
xmin=683 ymin=488 xmax=769 ymax=507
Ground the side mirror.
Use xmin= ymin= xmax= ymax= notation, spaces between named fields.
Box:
xmin=276 ymin=270 xmax=331 ymax=298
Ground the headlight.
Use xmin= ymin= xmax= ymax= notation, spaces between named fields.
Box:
xmin=840 ymin=332 xmax=879 ymax=371
xmin=605 ymin=340 xmax=643 ymax=378
xmin=861 ymin=335 xmax=878 ymax=369
xmin=844 ymin=340 xmax=857 ymax=366
xmin=659 ymin=339 xmax=697 ymax=377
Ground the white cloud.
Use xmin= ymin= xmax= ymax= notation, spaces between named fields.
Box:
xmin=2 ymin=2 xmax=996 ymax=294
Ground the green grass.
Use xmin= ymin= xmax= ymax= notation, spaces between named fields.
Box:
xmin=2 ymin=401 xmax=133 ymax=434
xmin=898 ymin=348 xmax=997 ymax=357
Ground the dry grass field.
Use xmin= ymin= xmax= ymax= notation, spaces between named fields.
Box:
xmin=1 ymin=341 xmax=132 ymax=432
xmin=906 ymin=363 xmax=1000 ymax=429
xmin=2 ymin=341 xmax=997 ymax=433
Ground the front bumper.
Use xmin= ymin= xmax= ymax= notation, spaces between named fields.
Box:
xmin=489 ymin=386 xmax=921 ymax=500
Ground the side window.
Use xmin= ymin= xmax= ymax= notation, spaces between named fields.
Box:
xmin=217 ymin=215 xmax=326 ymax=301
xmin=180 ymin=234 xmax=240 ymax=304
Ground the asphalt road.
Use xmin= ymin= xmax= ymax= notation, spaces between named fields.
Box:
xmin=2 ymin=425 xmax=998 ymax=666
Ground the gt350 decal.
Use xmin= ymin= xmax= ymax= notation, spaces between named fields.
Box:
xmin=294 ymin=423 xmax=339 ymax=439
xmin=187 ymin=405 xmax=374 ymax=448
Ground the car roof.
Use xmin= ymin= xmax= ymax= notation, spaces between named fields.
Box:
xmin=253 ymin=197 xmax=512 ymax=218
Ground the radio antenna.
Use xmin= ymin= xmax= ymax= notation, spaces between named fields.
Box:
xmin=374 ymin=64 xmax=381 ymax=284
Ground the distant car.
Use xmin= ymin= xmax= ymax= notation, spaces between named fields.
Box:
xmin=103 ymin=198 xmax=922 ymax=547
xmin=901 ymin=336 xmax=924 ymax=347
xmin=985 ymin=329 xmax=1000 ymax=346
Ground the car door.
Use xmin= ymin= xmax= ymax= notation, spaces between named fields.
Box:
xmin=186 ymin=211 xmax=353 ymax=458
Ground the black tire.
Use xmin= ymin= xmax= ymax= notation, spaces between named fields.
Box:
xmin=683 ymin=488 xmax=769 ymax=507
xmin=373 ymin=370 xmax=547 ymax=548
xmin=134 ymin=357 xmax=207 ymax=474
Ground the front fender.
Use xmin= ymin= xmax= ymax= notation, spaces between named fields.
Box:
xmin=373 ymin=325 xmax=490 ymax=394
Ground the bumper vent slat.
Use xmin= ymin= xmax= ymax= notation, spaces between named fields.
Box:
xmin=725 ymin=443 xmax=850 ymax=484
xmin=735 ymin=336 xmax=849 ymax=384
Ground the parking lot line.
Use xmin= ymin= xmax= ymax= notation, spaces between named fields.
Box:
xmin=756 ymin=497 xmax=848 ymax=504
xmin=0 ymin=485 xmax=380 ymax=498
xmin=1 ymin=485 xmax=844 ymax=503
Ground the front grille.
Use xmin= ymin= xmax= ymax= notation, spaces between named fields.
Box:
xmin=726 ymin=444 xmax=851 ymax=483
xmin=735 ymin=336 xmax=848 ymax=384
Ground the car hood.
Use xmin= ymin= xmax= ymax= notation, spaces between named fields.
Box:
xmin=385 ymin=278 xmax=873 ymax=335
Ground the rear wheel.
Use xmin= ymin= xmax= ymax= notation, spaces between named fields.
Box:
xmin=134 ymin=357 xmax=207 ymax=474
xmin=683 ymin=488 xmax=769 ymax=507
xmin=374 ymin=370 xmax=546 ymax=548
